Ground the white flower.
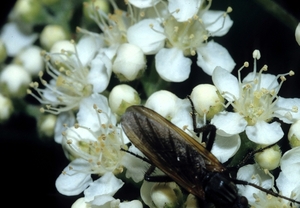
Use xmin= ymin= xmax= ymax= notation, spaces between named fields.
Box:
xmin=0 ymin=93 xmax=13 ymax=122
xmin=127 ymin=4 xmax=234 ymax=82
xmin=56 ymin=158 xmax=93 ymax=196
xmin=112 ymin=43 xmax=146 ymax=81
xmin=254 ymin=145 xmax=281 ymax=170
xmin=276 ymin=171 xmax=300 ymax=205
xmin=0 ymin=22 xmax=38 ymax=56
xmin=72 ymin=197 xmax=143 ymax=208
xmin=40 ymin=24 xmax=69 ymax=50
xmin=168 ymin=0 xmax=203 ymax=22
xmin=190 ymin=83 xmax=225 ymax=121
xmin=295 ymin=23 xmax=300 ymax=46
xmin=86 ymin=4 xmax=130 ymax=55
xmin=212 ymin=50 xmax=300 ymax=145
xmin=37 ymin=114 xmax=57 ymax=138
xmin=56 ymin=95 xmax=125 ymax=197
xmin=13 ymin=45 xmax=44 ymax=76
xmin=288 ymin=120 xmax=300 ymax=147
xmin=237 ymin=164 xmax=273 ymax=204
xmin=0 ymin=64 xmax=31 ymax=98
xmin=62 ymin=94 xmax=123 ymax=172
xmin=140 ymin=181 xmax=183 ymax=208
xmin=108 ymin=84 xmax=141 ymax=116
xmin=280 ymin=147 xmax=300 ymax=183
xmin=210 ymin=133 xmax=241 ymax=163
xmin=84 ymin=172 xmax=124 ymax=206
xmin=28 ymin=36 xmax=111 ymax=114
xmin=144 ymin=90 xmax=193 ymax=131
xmin=121 ymin=144 xmax=149 ymax=183
xmin=128 ymin=0 xmax=160 ymax=9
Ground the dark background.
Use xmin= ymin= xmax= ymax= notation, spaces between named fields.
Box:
xmin=1 ymin=0 xmax=300 ymax=207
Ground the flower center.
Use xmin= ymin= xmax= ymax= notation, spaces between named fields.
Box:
xmin=231 ymin=54 xmax=295 ymax=126
xmin=28 ymin=44 xmax=93 ymax=114
xmin=234 ymin=83 xmax=275 ymax=126
xmin=63 ymin=104 xmax=125 ymax=175
xmin=164 ymin=15 xmax=208 ymax=56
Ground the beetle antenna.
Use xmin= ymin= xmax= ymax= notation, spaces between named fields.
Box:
xmin=120 ymin=147 xmax=151 ymax=163
xmin=232 ymin=178 xmax=300 ymax=205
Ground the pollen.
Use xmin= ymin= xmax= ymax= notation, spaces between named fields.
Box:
xmin=228 ymin=51 xmax=297 ymax=126
xmin=61 ymin=105 xmax=125 ymax=175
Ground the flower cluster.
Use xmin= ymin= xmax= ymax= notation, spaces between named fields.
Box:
xmin=1 ymin=0 xmax=300 ymax=208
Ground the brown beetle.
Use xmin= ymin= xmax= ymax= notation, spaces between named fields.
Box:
xmin=121 ymin=105 xmax=300 ymax=207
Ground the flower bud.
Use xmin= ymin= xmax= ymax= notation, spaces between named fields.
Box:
xmin=190 ymin=84 xmax=224 ymax=120
xmin=14 ymin=46 xmax=44 ymax=76
xmin=109 ymin=84 xmax=141 ymax=116
xmin=13 ymin=0 xmax=42 ymax=23
xmin=145 ymin=90 xmax=179 ymax=120
xmin=38 ymin=114 xmax=57 ymax=138
xmin=0 ymin=39 xmax=7 ymax=63
xmin=254 ymin=145 xmax=281 ymax=170
xmin=0 ymin=64 xmax=31 ymax=98
xmin=50 ymin=40 xmax=75 ymax=54
xmin=40 ymin=25 xmax=69 ymax=50
xmin=296 ymin=23 xmax=300 ymax=46
xmin=112 ymin=43 xmax=146 ymax=81
xmin=71 ymin=197 xmax=90 ymax=208
xmin=184 ymin=194 xmax=199 ymax=208
xmin=288 ymin=120 xmax=300 ymax=148
xmin=151 ymin=182 xmax=183 ymax=208
xmin=83 ymin=0 xmax=110 ymax=21
xmin=0 ymin=94 xmax=13 ymax=123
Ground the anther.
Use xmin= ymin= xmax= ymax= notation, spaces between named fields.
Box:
xmin=252 ymin=49 xmax=261 ymax=59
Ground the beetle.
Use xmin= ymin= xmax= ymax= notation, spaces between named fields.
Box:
xmin=120 ymin=105 xmax=300 ymax=207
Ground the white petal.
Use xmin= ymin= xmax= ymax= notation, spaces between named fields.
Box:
xmin=119 ymin=200 xmax=143 ymax=208
xmin=155 ymin=48 xmax=191 ymax=82
xmin=84 ymin=172 xmax=124 ymax=205
xmin=88 ymin=53 xmax=112 ymax=93
xmin=237 ymin=164 xmax=273 ymax=203
xmin=54 ymin=111 xmax=75 ymax=143
xmin=145 ymin=90 xmax=179 ymax=119
xmin=71 ymin=197 xmax=88 ymax=208
xmin=275 ymin=96 xmax=300 ymax=123
xmin=211 ymin=134 xmax=241 ymax=163
xmin=55 ymin=159 xmax=93 ymax=196
xmin=296 ymin=23 xmax=300 ymax=46
xmin=276 ymin=172 xmax=300 ymax=201
xmin=77 ymin=94 xmax=116 ymax=131
xmin=16 ymin=46 xmax=43 ymax=76
xmin=127 ymin=19 xmax=165 ymax=54
xmin=197 ymin=41 xmax=235 ymax=75
xmin=141 ymin=181 xmax=156 ymax=207
xmin=170 ymin=99 xmax=194 ymax=132
xmin=211 ymin=111 xmax=247 ymax=136
xmin=128 ymin=0 xmax=160 ymax=8
xmin=203 ymin=10 xmax=233 ymax=37
xmin=280 ymin=146 xmax=300 ymax=181
xmin=245 ymin=121 xmax=283 ymax=145
xmin=121 ymin=145 xmax=149 ymax=183
xmin=0 ymin=22 xmax=38 ymax=56
xmin=168 ymin=0 xmax=201 ymax=22
xmin=76 ymin=35 xmax=104 ymax=66
xmin=243 ymin=72 xmax=279 ymax=90
xmin=212 ymin=66 xmax=240 ymax=101
xmin=112 ymin=43 xmax=146 ymax=81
